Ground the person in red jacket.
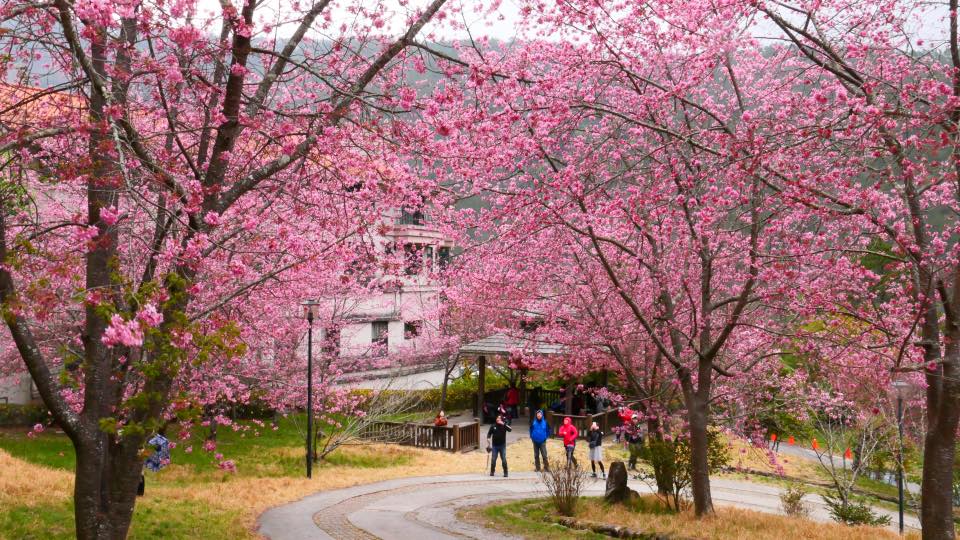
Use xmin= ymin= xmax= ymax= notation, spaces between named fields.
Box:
xmin=558 ymin=417 xmax=579 ymax=467
xmin=504 ymin=385 xmax=520 ymax=420
xmin=615 ymin=406 xmax=634 ymax=443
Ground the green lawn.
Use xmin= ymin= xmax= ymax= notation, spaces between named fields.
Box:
xmin=0 ymin=414 xmax=420 ymax=539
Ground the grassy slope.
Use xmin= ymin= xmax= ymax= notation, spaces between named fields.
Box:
xmin=0 ymin=414 xmax=495 ymax=540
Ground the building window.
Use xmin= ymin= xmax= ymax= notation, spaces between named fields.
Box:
xmin=372 ymin=321 xmax=389 ymax=347
xmin=438 ymin=247 xmax=451 ymax=270
xmin=399 ymin=208 xmax=425 ymax=225
xmin=404 ymin=321 xmax=422 ymax=339
xmin=520 ymin=319 xmax=544 ymax=333
xmin=404 ymin=244 xmax=422 ymax=275
xmin=424 ymin=246 xmax=434 ymax=272
xmin=322 ymin=327 xmax=340 ymax=355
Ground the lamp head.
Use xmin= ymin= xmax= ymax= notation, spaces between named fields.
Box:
xmin=300 ymin=300 xmax=320 ymax=323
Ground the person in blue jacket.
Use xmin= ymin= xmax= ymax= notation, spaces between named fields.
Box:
xmin=529 ymin=409 xmax=551 ymax=472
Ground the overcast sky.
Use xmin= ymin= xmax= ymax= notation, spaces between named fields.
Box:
xmin=192 ymin=0 xmax=947 ymax=47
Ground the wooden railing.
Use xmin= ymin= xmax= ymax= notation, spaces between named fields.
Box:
xmin=358 ymin=420 xmax=480 ymax=452
xmin=545 ymin=401 xmax=641 ymax=439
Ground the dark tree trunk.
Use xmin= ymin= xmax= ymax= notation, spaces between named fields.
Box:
xmin=73 ymin=434 xmax=145 ymax=540
xmin=687 ymin=397 xmax=714 ymax=517
xmin=919 ymin=314 xmax=959 ymax=540
xmin=921 ymin=425 xmax=957 ymax=540
xmin=920 ymin=348 xmax=960 ymax=540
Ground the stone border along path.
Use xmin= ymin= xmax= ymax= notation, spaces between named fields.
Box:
xmin=258 ymin=472 xmax=921 ymax=540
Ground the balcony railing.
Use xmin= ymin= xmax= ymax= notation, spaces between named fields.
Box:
xmin=397 ymin=209 xmax=428 ymax=226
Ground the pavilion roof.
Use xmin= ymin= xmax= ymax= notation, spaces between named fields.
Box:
xmin=458 ymin=332 xmax=564 ymax=357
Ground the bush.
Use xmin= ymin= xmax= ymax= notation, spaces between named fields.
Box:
xmin=638 ymin=429 xmax=730 ymax=511
xmin=0 ymin=403 xmax=48 ymax=427
xmin=540 ymin=463 xmax=587 ymax=516
xmin=823 ymin=494 xmax=891 ymax=527
xmin=779 ymin=482 xmax=811 ymax=518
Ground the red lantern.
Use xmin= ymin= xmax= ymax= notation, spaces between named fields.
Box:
xmin=844 ymin=447 xmax=852 ymax=460
xmin=770 ymin=433 xmax=777 ymax=442
xmin=788 ymin=436 xmax=795 ymax=445
xmin=812 ymin=438 xmax=819 ymax=451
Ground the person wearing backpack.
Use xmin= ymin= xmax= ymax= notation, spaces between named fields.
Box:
xmin=529 ymin=409 xmax=551 ymax=472
xmin=587 ymin=422 xmax=605 ymax=478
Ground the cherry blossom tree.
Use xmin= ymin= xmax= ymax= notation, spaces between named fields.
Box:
xmin=728 ymin=1 xmax=960 ymax=535
xmin=0 ymin=0 xmax=448 ymax=537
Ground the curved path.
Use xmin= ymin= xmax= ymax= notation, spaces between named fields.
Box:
xmin=258 ymin=472 xmax=920 ymax=539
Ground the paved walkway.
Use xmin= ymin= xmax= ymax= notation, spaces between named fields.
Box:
xmin=258 ymin=472 xmax=920 ymax=539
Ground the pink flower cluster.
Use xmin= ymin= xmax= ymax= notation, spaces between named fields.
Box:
xmin=101 ymin=305 xmax=164 ymax=348
xmin=101 ymin=314 xmax=144 ymax=348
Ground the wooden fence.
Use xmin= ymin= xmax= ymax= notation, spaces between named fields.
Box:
xmin=358 ymin=420 xmax=480 ymax=453
xmin=546 ymin=401 xmax=640 ymax=439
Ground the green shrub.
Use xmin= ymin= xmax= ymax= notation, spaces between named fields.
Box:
xmin=822 ymin=494 xmax=891 ymax=527
xmin=779 ymin=482 xmax=811 ymax=518
xmin=346 ymin=370 xmax=509 ymax=415
xmin=0 ymin=403 xmax=48 ymax=427
xmin=638 ymin=429 xmax=730 ymax=511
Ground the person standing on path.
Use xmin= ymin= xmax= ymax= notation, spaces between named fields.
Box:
xmin=626 ymin=415 xmax=644 ymax=471
xmin=587 ymin=422 xmax=605 ymax=478
xmin=529 ymin=409 xmax=551 ymax=472
xmin=505 ymin=385 xmax=520 ymax=420
xmin=487 ymin=415 xmax=512 ymax=477
xmin=558 ymin=417 xmax=579 ymax=467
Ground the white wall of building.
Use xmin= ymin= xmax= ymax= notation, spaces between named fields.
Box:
xmin=314 ymin=207 xmax=452 ymax=362
xmin=0 ymin=373 xmax=34 ymax=405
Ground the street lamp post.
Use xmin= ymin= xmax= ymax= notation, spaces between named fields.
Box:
xmin=891 ymin=379 xmax=912 ymax=535
xmin=302 ymin=300 xmax=321 ymax=479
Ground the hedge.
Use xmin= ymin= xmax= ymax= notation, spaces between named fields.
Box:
xmin=0 ymin=403 xmax=49 ymax=427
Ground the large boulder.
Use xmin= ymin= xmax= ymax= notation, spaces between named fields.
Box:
xmin=604 ymin=461 xmax=632 ymax=503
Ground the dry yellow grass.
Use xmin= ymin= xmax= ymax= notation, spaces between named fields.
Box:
xmin=0 ymin=432 xmax=855 ymax=539
xmin=0 ymin=448 xmax=72 ymax=507
xmin=723 ymin=436 xmax=822 ymax=479
xmin=0 ymin=438 xmax=565 ymax=538
xmin=576 ymin=497 xmax=920 ymax=540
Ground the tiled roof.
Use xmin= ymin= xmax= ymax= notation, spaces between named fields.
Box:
xmin=458 ymin=333 xmax=564 ymax=356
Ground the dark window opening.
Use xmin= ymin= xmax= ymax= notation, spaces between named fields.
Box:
xmin=400 ymin=208 xmax=425 ymax=225
xmin=424 ymin=246 xmax=434 ymax=272
xmin=372 ymin=321 xmax=389 ymax=347
xmin=404 ymin=244 xmax=422 ymax=275
xmin=404 ymin=321 xmax=422 ymax=339
xmin=322 ymin=327 xmax=341 ymax=354
xmin=438 ymin=247 xmax=451 ymax=270
xmin=520 ymin=319 xmax=544 ymax=333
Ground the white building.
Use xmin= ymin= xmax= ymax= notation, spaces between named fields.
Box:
xmin=318 ymin=208 xmax=453 ymax=360
xmin=0 ymin=373 xmax=36 ymax=405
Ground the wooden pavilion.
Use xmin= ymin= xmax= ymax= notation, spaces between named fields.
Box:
xmin=457 ymin=332 xmax=565 ymax=419
xmin=458 ymin=333 xmax=625 ymax=438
